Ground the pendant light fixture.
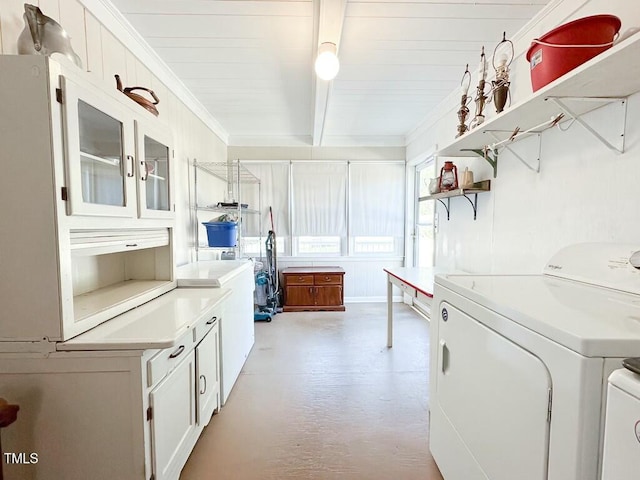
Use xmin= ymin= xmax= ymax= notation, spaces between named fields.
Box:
xmin=314 ymin=42 xmax=340 ymax=81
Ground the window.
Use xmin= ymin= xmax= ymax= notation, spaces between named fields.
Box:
xmin=349 ymin=162 xmax=405 ymax=256
xmin=415 ymin=160 xmax=436 ymax=267
xmin=238 ymin=159 xmax=405 ymax=258
xmin=291 ymin=162 xmax=347 ymax=256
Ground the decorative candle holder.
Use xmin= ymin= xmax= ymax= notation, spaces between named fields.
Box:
xmin=471 ymin=47 xmax=488 ymax=128
xmin=491 ymin=32 xmax=514 ymax=114
xmin=470 ymin=47 xmax=490 ymax=129
xmin=456 ymin=64 xmax=472 ymax=138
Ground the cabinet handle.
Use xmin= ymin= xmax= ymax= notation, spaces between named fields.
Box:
xmin=299 ymin=276 xmax=304 ymax=281
xmin=440 ymin=340 xmax=449 ymax=374
xmin=309 ymin=287 xmax=313 ymax=294
xmin=126 ymin=155 xmax=135 ymax=177
xmin=169 ymin=345 xmax=185 ymax=359
xmin=199 ymin=374 xmax=207 ymax=395
xmin=325 ymin=276 xmax=330 ymax=281
xmin=206 ymin=316 xmax=217 ymax=325
xmin=125 ymin=243 xmax=138 ymax=247
xmin=140 ymin=160 xmax=148 ymax=181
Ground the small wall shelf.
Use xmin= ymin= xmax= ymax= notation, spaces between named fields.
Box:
xmin=419 ymin=180 xmax=491 ymax=220
xmin=436 ymin=31 xmax=640 ymax=176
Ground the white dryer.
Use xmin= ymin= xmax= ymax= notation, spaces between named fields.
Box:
xmin=429 ymin=243 xmax=640 ymax=480
xmin=601 ymin=363 xmax=640 ymax=480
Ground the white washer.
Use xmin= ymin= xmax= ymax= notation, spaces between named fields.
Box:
xmin=601 ymin=366 xmax=640 ymax=480
xmin=429 ymin=243 xmax=640 ymax=480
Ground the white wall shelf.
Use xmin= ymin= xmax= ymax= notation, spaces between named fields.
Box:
xmin=419 ymin=180 xmax=491 ymax=220
xmin=438 ymin=32 xmax=640 ymax=177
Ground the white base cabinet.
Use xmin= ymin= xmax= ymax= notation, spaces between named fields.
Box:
xmin=176 ymin=260 xmax=255 ymax=405
xmin=0 ymin=290 xmax=224 ymax=480
xmin=150 ymin=350 xmax=197 ymax=480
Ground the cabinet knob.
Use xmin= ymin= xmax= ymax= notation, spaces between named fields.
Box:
xmin=325 ymin=276 xmax=330 ymax=281
xmin=298 ymin=276 xmax=304 ymax=281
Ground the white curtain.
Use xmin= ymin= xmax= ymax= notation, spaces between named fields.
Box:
xmin=292 ymin=162 xmax=347 ymax=236
xmin=241 ymin=162 xmax=290 ymax=237
xmin=349 ymin=162 xmax=405 ymax=236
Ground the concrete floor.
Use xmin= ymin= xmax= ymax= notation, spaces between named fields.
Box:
xmin=180 ymin=303 xmax=443 ymax=480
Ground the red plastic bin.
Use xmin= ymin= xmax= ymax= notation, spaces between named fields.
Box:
xmin=526 ymin=14 xmax=621 ymax=92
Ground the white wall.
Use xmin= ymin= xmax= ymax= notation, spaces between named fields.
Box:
xmin=0 ymin=0 xmax=228 ymax=266
xmin=406 ymin=0 xmax=640 ymax=274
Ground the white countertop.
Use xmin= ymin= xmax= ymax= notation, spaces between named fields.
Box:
xmin=176 ymin=259 xmax=254 ymax=287
xmin=58 ymin=288 xmax=230 ymax=351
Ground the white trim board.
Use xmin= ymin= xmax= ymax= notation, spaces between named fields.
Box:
xmin=79 ymin=0 xmax=229 ymax=144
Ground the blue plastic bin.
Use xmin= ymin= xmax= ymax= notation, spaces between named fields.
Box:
xmin=202 ymin=222 xmax=237 ymax=247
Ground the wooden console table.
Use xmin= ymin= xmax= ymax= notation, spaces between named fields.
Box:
xmin=282 ymin=267 xmax=345 ymax=312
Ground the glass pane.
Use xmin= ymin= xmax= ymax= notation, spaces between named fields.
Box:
xmin=418 ymin=199 xmax=434 ymax=224
xmin=418 ymin=163 xmax=436 ymax=197
xmin=144 ymin=135 xmax=170 ymax=211
xmin=416 ymin=225 xmax=434 ymax=267
xmin=295 ymin=236 xmax=341 ymax=255
xmin=353 ymin=236 xmax=396 ymax=254
xmin=78 ymin=101 xmax=125 ymax=206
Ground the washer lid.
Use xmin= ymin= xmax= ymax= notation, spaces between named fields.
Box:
xmin=435 ymin=273 xmax=640 ymax=357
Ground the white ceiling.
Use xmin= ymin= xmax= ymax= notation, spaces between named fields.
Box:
xmin=110 ymin=0 xmax=550 ymax=146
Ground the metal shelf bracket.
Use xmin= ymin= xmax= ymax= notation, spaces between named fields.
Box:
xmin=486 ymin=131 xmax=541 ymax=174
xmin=436 ymin=193 xmax=480 ymax=221
xmin=461 ymin=147 xmax=499 ymax=178
xmin=546 ymin=96 xmax=627 ymax=153
xmin=436 ymin=198 xmax=450 ymax=221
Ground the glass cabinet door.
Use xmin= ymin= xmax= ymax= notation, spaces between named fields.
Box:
xmin=62 ymin=77 xmax=136 ymax=217
xmin=136 ymin=120 xmax=173 ymax=219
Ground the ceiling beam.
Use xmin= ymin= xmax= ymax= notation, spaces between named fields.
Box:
xmin=311 ymin=0 xmax=347 ymax=146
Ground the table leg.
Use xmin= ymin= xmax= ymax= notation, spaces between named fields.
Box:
xmin=387 ymin=275 xmax=393 ymax=347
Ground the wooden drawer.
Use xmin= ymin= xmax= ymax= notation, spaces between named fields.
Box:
xmin=285 ymin=274 xmax=314 ymax=286
xmin=314 ymin=273 xmax=342 ymax=285
xmin=147 ymin=330 xmax=195 ymax=387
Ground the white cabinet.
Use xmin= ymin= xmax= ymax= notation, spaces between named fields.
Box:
xmin=196 ymin=319 xmax=221 ymax=425
xmin=150 ymin=350 xmax=197 ymax=480
xmin=60 ymin=74 xmax=173 ymax=220
xmin=176 ymin=260 xmax=255 ymax=405
xmin=0 ymin=55 xmax=176 ymax=345
xmin=0 ymin=289 xmax=227 ymax=480
xmin=136 ymin=120 xmax=173 ymax=219
xmin=61 ymin=75 xmax=137 ymax=218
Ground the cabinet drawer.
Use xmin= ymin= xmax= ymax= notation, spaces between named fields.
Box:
xmin=314 ymin=274 xmax=342 ymax=285
xmin=193 ymin=314 xmax=218 ymax=346
xmin=286 ymin=274 xmax=314 ymax=286
xmin=147 ymin=330 xmax=195 ymax=387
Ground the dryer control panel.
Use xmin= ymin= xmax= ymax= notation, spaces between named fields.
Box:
xmin=544 ymin=243 xmax=640 ymax=295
